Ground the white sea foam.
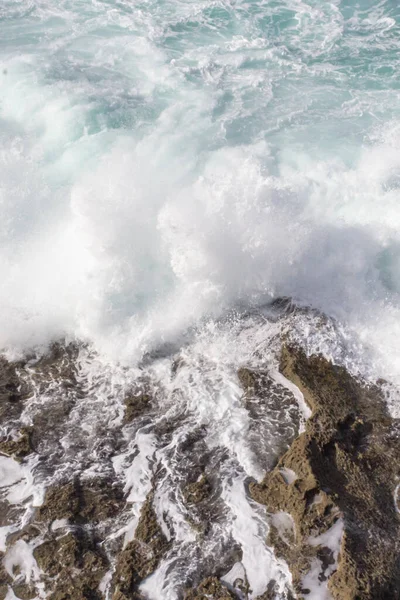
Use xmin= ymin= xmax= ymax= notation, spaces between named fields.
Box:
xmin=0 ymin=0 xmax=399 ymax=395
xmin=302 ymin=519 xmax=344 ymax=600
xmin=1 ymin=0 xmax=400 ymax=598
xmin=0 ymin=455 xmax=43 ymax=506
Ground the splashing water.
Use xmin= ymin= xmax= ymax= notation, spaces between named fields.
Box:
xmin=0 ymin=0 xmax=399 ymax=378
xmin=1 ymin=0 xmax=400 ymax=598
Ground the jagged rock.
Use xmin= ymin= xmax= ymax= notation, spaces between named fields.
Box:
xmin=29 ymin=477 xmax=125 ymax=599
xmin=238 ymin=366 xmax=301 ymax=470
xmin=255 ymin=580 xmax=294 ymax=600
xmin=36 ymin=477 xmax=124 ymax=524
xmin=32 ymin=343 xmax=80 ymax=385
xmin=36 ymin=482 xmax=79 ymax=522
xmin=12 ymin=583 xmax=36 ymax=600
xmin=184 ymin=577 xmax=235 ymax=599
xmin=0 ymin=427 xmax=33 ymax=459
xmin=123 ymin=393 xmax=151 ymax=423
xmin=0 ymin=357 xmax=29 ymax=423
xmin=112 ymin=489 xmax=169 ymax=598
xmin=250 ymin=345 xmax=400 ymax=599
xmin=33 ymin=531 xmax=107 ymax=600
xmin=183 ymin=475 xmax=211 ymax=505
xmin=6 ymin=525 xmax=41 ymax=546
xmin=0 ymin=558 xmax=13 ymax=600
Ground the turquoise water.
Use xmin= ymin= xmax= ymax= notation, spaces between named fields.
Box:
xmin=1 ymin=0 xmax=400 ymax=379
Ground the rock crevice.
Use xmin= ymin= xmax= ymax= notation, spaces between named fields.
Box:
xmin=249 ymin=346 xmax=400 ymax=600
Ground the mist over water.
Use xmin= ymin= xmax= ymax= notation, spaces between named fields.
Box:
xmin=0 ymin=0 xmax=399 ymax=381
xmin=2 ymin=2 xmax=400 ymax=598
xmin=0 ymin=0 xmax=400 ymax=378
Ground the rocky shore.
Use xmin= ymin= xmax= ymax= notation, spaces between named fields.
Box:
xmin=0 ymin=335 xmax=399 ymax=599
xmin=248 ymin=346 xmax=400 ymax=599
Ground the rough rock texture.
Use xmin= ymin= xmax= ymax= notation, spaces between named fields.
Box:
xmin=0 ymin=427 xmax=33 ymax=459
xmin=0 ymin=559 xmax=13 ymax=600
xmin=183 ymin=574 xmax=283 ymax=600
xmin=184 ymin=577 xmax=235 ymax=600
xmin=250 ymin=345 xmax=400 ymax=600
xmin=28 ymin=478 xmax=125 ymax=598
xmin=183 ymin=475 xmax=211 ymax=505
xmin=112 ymin=489 xmax=170 ymax=600
xmin=237 ymin=366 xmax=301 ymax=471
xmin=123 ymin=391 xmax=152 ymax=424
xmin=36 ymin=478 xmax=125 ymax=524
xmin=0 ymin=350 xmax=128 ymax=600
xmin=2 ymin=477 xmax=125 ymax=600
xmin=34 ymin=531 xmax=108 ymax=600
xmin=0 ymin=357 xmax=29 ymax=423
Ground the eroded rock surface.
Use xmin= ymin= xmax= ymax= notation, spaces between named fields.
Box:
xmin=34 ymin=531 xmax=108 ymax=600
xmin=184 ymin=577 xmax=235 ymax=599
xmin=238 ymin=367 xmax=301 ymax=470
xmin=0 ymin=427 xmax=33 ymax=460
xmin=112 ymin=489 xmax=170 ymax=600
xmin=0 ymin=357 xmax=30 ymax=423
xmin=36 ymin=478 xmax=125 ymax=524
xmin=250 ymin=346 xmax=400 ymax=599
xmin=3 ymin=334 xmax=399 ymax=600
xmin=183 ymin=474 xmax=211 ymax=505
xmin=123 ymin=392 xmax=152 ymax=424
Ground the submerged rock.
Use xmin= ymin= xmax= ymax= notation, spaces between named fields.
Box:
xmin=250 ymin=345 xmax=400 ymax=599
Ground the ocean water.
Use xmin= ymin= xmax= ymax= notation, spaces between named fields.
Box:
xmin=1 ymin=0 xmax=400 ymax=598
xmin=0 ymin=0 xmax=400 ymax=378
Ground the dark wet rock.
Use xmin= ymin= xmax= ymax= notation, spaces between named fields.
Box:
xmin=0 ymin=558 xmax=13 ymax=600
xmin=123 ymin=392 xmax=152 ymax=423
xmin=36 ymin=477 xmax=125 ymax=524
xmin=30 ymin=399 xmax=75 ymax=452
xmin=171 ymin=355 xmax=185 ymax=376
xmin=0 ymin=357 xmax=29 ymax=422
xmin=0 ymin=427 xmax=33 ymax=459
xmin=6 ymin=525 xmax=41 ymax=547
xmin=78 ymin=478 xmax=125 ymax=523
xmin=112 ymin=489 xmax=169 ymax=599
xmin=183 ymin=475 xmax=211 ymax=505
xmin=183 ymin=576 xmax=236 ymax=599
xmin=175 ymin=432 xmax=228 ymax=541
xmin=182 ymin=545 xmax=243 ymax=599
xmin=12 ymin=583 xmax=36 ymax=600
xmin=26 ymin=344 xmax=85 ymax=455
xmin=254 ymin=579 xmax=295 ymax=600
xmin=153 ymin=413 xmax=183 ymax=439
xmin=250 ymin=345 xmax=400 ymax=600
xmin=32 ymin=342 xmax=80 ymax=386
xmin=238 ymin=367 xmax=301 ymax=471
xmin=33 ymin=531 xmax=108 ymax=600
xmin=36 ymin=482 xmax=79 ymax=522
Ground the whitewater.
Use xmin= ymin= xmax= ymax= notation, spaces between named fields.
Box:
xmin=1 ymin=0 xmax=400 ymax=599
